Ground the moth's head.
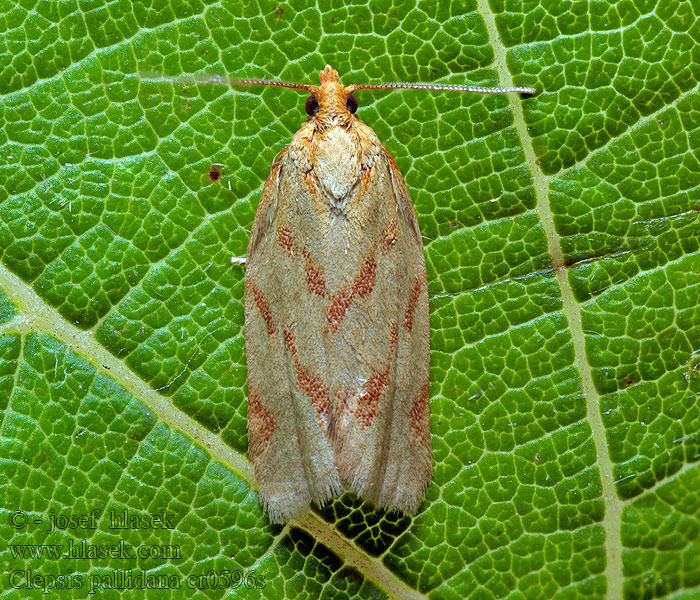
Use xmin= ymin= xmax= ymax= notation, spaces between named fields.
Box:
xmin=304 ymin=65 xmax=358 ymax=127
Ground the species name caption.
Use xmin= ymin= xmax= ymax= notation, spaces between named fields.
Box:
xmin=149 ymin=65 xmax=534 ymax=524
xmin=5 ymin=509 xmax=265 ymax=593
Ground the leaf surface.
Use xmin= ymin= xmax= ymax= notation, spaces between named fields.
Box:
xmin=0 ymin=1 xmax=698 ymax=598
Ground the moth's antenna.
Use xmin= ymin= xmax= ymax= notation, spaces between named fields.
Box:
xmin=138 ymin=72 xmax=315 ymax=92
xmin=351 ymin=82 xmax=536 ymax=94
xmin=138 ymin=73 xmax=535 ymax=94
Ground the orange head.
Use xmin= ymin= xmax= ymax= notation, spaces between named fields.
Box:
xmin=303 ymin=66 xmax=359 ymax=129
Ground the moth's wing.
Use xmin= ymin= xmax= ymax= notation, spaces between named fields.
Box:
xmin=327 ymin=151 xmax=432 ymax=515
xmin=245 ymin=154 xmax=342 ymax=524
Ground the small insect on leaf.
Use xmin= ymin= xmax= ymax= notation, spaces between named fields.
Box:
xmin=141 ymin=66 xmax=535 ymax=524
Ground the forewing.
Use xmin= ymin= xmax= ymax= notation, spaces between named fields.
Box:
xmin=246 ymin=135 xmax=432 ymax=521
xmin=245 ymin=153 xmax=342 ymax=524
xmin=326 ymin=150 xmax=432 ymax=515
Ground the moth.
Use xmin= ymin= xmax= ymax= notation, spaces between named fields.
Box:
xmin=237 ymin=66 xmax=535 ymax=523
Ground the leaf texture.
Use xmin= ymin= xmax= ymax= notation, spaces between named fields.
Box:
xmin=0 ymin=1 xmax=698 ymax=598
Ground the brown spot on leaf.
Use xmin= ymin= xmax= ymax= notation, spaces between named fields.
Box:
xmin=248 ymin=388 xmax=277 ymax=460
xmin=208 ymin=166 xmax=221 ymax=181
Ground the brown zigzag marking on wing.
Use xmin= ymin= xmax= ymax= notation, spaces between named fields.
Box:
xmin=274 ymin=226 xmax=379 ymax=333
xmin=277 ymin=227 xmax=294 ymax=257
xmin=247 ymin=388 xmax=278 ymax=460
xmin=382 ymin=219 xmax=398 ymax=253
xmin=352 ymin=322 xmax=398 ymax=429
xmin=404 ymin=273 xmax=424 ymax=332
xmin=303 ymin=248 xmax=327 ymax=296
xmin=283 ymin=326 xmax=330 ymax=428
xmin=326 ymin=256 xmax=377 ymax=332
xmin=409 ymin=377 xmax=431 ymax=444
xmin=354 ymin=257 xmax=377 ymax=297
xmin=247 ymin=279 xmax=276 ymax=335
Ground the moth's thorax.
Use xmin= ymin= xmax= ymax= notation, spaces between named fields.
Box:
xmin=288 ymin=129 xmax=381 ymax=219
xmin=313 ymin=127 xmax=360 ymax=202
xmin=288 ymin=120 xmax=382 ymax=214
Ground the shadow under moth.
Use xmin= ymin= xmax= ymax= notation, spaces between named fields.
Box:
xmin=236 ymin=66 xmax=534 ymax=523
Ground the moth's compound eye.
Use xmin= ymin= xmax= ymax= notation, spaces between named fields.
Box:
xmin=346 ymin=94 xmax=358 ymax=114
xmin=305 ymin=95 xmax=319 ymax=116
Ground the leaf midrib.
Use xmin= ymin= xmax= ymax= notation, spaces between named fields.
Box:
xmin=478 ymin=2 xmax=622 ymax=599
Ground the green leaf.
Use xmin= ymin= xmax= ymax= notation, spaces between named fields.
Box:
xmin=1 ymin=0 xmax=698 ymax=598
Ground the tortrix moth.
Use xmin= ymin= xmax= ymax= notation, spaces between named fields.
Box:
xmin=147 ymin=66 xmax=536 ymax=522
xmin=238 ymin=66 xmax=535 ymax=523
